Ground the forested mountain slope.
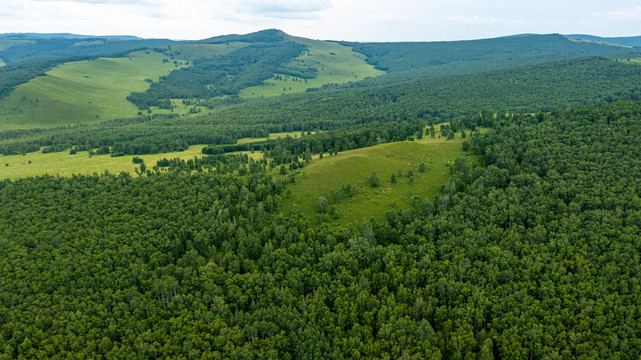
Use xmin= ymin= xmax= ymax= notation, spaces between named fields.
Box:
xmin=2 ymin=56 xmax=640 ymax=155
xmin=0 ymin=35 xmax=174 ymax=65
xmin=1 ymin=99 xmax=640 ymax=358
xmin=347 ymin=33 xmax=639 ymax=83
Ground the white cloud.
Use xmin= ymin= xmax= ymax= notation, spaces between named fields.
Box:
xmin=590 ymin=6 xmax=641 ymax=21
xmin=239 ymin=0 xmax=330 ymax=14
xmin=370 ymin=12 xmax=404 ymax=22
xmin=0 ymin=1 xmax=640 ymax=42
xmin=444 ymin=15 xmax=500 ymax=25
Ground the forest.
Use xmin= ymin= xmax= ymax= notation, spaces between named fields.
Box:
xmin=2 ymin=56 xmax=641 ymax=156
xmin=1 ymin=99 xmax=641 ymax=358
xmin=1 ymin=30 xmax=641 ymax=359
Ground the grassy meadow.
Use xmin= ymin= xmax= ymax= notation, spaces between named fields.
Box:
xmin=0 ymin=50 xmax=185 ymax=130
xmin=235 ymin=131 xmax=320 ymax=145
xmin=239 ymin=39 xmax=385 ymax=98
xmin=0 ymin=144 xmax=208 ymax=180
xmin=282 ymin=134 xmax=469 ymax=227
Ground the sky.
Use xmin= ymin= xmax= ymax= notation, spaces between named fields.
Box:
xmin=1 ymin=0 xmax=641 ymax=42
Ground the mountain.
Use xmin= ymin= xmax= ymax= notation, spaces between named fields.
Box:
xmin=0 ymin=29 xmax=640 ymax=130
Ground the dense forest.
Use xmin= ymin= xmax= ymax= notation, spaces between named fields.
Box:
xmin=127 ymin=41 xmax=308 ymax=110
xmin=1 ymin=99 xmax=640 ymax=358
xmin=0 ymin=35 xmax=174 ymax=65
xmin=2 ymin=56 xmax=641 ymax=156
xmin=346 ymin=34 xmax=639 ymax=82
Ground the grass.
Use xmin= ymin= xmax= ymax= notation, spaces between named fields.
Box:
xmin=0 ymin=145 xmax=271 ymax=181
xmin=239 ymin=38 xmax=385 ymax=98
xmin=164 ymin=42 xmax=249 ymax=60
xmin=0 ymin=50 xmax=186 ymax=130
xmin=0 ymin=144 xmax=208 ymax=180
xmin=618 ymin=58 xmax=641 ymax=64
xmin=282 ymin=134 xmax=470 ymax=227
xmin=236 ymin=131 xmax=320 ymax=144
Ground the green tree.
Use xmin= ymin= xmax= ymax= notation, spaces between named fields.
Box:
xmin=370 ymin=172 xmax=379 ymax=187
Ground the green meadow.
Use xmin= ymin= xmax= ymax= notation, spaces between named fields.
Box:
xmin=0 ymin=50 xmax=185 ymax=130
xmin=282 ymin=135 xmax=469 ymax=227
xmin=164 ymin=42 xmax=249 ymax=60
xmin=235 ymin=131 xmax=320 ymax=144
xmin=239 ymin=39 xmax=385 ymax=98
xmin=0 ymin=144 xmax=207 ymax=180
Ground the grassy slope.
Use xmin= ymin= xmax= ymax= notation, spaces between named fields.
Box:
xmin=164 ymin=42 xmax=248 ymax=60
xmin=283 ymin=132 xmax=468 ymax=227
xmin=0 ymin=50 xmax=184 ymax=130
xmin=239 ymin=38 xmax=385 ymax=97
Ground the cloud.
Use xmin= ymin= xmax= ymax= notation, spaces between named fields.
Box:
xmin=444 ymin=15 xmax=500 ymax=25
xmin=590 ymin=6 xmax=641 ymax=21
xmin=238 ymin=0 xmax=331 ymax=17
xmin=371 ymin=12 xmax=403 ymax=22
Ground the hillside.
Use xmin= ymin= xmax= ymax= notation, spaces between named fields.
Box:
xmin=2 ymin=56 xmax=641 ymax=154
xmin=567 ymin=34 xmax=641 ymax=47
xmin=0 ymin=51 xmax=184 ymax=130
xmin=1 ymin=30 xmax=640 ymax=130
xmin=347 ymin=33 xmax=640 ymax=83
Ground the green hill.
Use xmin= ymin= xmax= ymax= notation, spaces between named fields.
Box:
xmin=348 ymin=33 xmax=641 ymax=83
xmin=1 ymin=30 xmax=639 ymax=130
xmin=0 ymin=51 xmax=183 ymax=130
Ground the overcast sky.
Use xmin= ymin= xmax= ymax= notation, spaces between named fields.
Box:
xmin=1 ymin=0 xmax=640 ymax=42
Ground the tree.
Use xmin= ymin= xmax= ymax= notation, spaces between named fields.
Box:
xmin=370 ymin=172 xmax=380 ymax=187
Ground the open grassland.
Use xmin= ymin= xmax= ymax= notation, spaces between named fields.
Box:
xmin=0 ymin=50 xmax=186 ymax=130
xmin=236 ymin=131 xmax=320 ymax=144
xmin=164 ymin=42 xmax=249 ymax=60
xmin=282 ymin=135 xmax=469 ymax=227
xmin=0 ymin=144 xmax=208 ymax=180
xmin=618 ymin=58 xmax=641 ymax=64
xmin=239 ymin=39 xmax=385 ymax=98
xmin=0 ymin=146 xmax=268 ymax=180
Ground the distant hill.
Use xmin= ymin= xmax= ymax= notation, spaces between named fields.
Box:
xmin=566 ymin=34 xmax=641 ymax=48
xmin=1 ymin=29 xmax=641 ymax=129
xmin=0 ymin=36 xmax=174 ymax=65
xmin=345 ymin=34 xmax=640 ymax=83
xmin=0 ymin=33 xmax=142 ymax=40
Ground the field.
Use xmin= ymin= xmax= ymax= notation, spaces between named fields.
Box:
xmin=163 ymin=42 xmax=248 ymax=60
xmin=235 ymin=131 xmax=320 ymax=144
xmin=618 ymin=57 xmax=641 ymax=64
xmin=0 ymin=50 xmax=185 ymax=130
xmin=0 ymin=144 xmax=208 ymax=180
xmin=239 ymin=39 xmax=385 ymax=97
xmin=282 ymin=134 xmax=469 ymax=226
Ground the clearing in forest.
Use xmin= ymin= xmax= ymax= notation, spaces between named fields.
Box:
xmin=0 ymin=144 xmax=207 ymax=180
xmin=282 ymin=134 xmax=470 ymax=227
